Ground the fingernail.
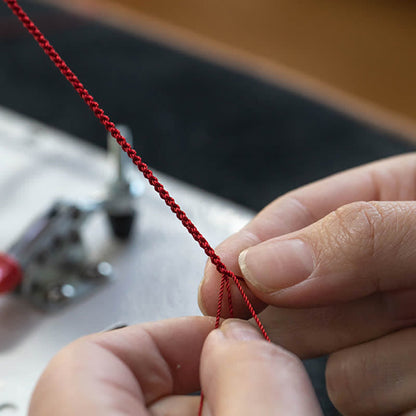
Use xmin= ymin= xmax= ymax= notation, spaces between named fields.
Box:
xmin=238 ymin=238 xmax=314 ymax=293
xmin=220 ymin=319 xmax=262 ymax=341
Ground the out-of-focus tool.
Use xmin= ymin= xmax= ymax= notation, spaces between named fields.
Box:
xmin=0 ymin=125 xmax=143 ymax=310
xmin=0 ymin=107 xmax=252 ymax=415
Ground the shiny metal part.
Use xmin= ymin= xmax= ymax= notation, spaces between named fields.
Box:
xmin=105 ymin=126 xmax=144 ymax=228
xmin=6 ymin=126 xmax=143 ymax=310
xmin=45 ymin=284 xmax=76 ymax=304
xmin=0 ymin=107 xmax=253 ymax=415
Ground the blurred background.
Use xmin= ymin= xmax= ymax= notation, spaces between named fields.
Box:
xmin=1 ymin=0 xmax=415 ymax=212
xmin=2 ymin=2 xmax=416 ymax=415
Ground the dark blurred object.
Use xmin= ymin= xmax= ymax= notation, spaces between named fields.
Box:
xmin=96 ymin=0 xmax=416 ymax=135
xmin=0 ymin=1 xmax=413 ymax=212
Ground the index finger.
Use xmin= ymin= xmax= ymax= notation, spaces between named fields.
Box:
xmin=199 ymin=153 xmax=416 ymax=317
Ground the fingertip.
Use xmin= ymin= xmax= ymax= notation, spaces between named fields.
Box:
xmin=220 ymin=319 xmax=262 ymax=341
xmin=199 ymin=234 xmax=268 ymax=318
xmin=203 ymin=319 xmax=262 ymax=351
xmin=197 ymin=277 xmax=208 ymax=316
xmin=201 ymin=319 xmax=323 ymax=416
xmin=198 ymin=261 xmax=220 ymax=316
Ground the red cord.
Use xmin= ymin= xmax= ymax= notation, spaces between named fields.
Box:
xmin=4 ymin=0 xmax=271 ymax=412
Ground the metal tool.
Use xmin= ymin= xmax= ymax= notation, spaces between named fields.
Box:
xmin=0 ymin=126 xmax=144 ymax=310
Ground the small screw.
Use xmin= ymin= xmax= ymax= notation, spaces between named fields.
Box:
xmin=46 ymin=284 xmax=76 ymax=303
xmin=85 ymin=262 xmax=113 ymax=280
xmin=97 ymin=262 xmax=112 ymax=278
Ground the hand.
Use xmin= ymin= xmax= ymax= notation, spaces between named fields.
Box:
xmin=29 ymin=317 xmax=322 ymax=416
xmin=199 ymin=153 xmax=416 ymax=415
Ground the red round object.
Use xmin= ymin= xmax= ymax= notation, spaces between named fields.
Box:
xmin=0 ymin=253 xmax=23 ymax=293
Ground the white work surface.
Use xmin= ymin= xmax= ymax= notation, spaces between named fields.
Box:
xmin=0 ymin=107 xmax=253 ymax=415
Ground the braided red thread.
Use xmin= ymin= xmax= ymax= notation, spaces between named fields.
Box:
xmin=4 ymin=0 xmax=270 ymax=337
xmin=225 ymin=276 xmax=233 ymax=317
xmin=4 ymin=2 xmax=272 ymax=414
xmin=215 ymin=274 xmax=227 ymax=328
xmin=5 ymin=0 xmax=270 ymax=331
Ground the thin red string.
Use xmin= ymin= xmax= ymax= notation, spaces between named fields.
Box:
xmin=3 ymin=0 xmax=270 ymax=335
xmin=4 ymin=1 xmax=271 ymax=413
xmin=225 ymin=276 xmax=233 ymax=317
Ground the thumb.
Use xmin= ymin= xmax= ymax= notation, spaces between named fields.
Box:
xmin=200 ymin=319 xmax=322 ymax=416
xmin=238 ymin=201 xmax=416 ymax=307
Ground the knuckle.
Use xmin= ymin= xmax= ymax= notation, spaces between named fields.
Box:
xmin=324 ymin=202 xmax=384 ymax=261
xmin=323 ymin=201 xmax=415 ymax=264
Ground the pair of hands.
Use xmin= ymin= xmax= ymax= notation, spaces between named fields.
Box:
xmin=30 ymin=154 xmax=416 ymax=415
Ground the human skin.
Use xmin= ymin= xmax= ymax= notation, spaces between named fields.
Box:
xmin=28 ymin=318 xmax=322 ymax=416
xmin=199 ymin=153 xmax=416 ymax=415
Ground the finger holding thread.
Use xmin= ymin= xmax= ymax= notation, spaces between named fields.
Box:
xmin=239 ymin=201 xmax=416 ymax=307
xmin=199 ymin=319 xmax=323 ymax=416
xmin=199 ymin=153 xmax=416 ymax=318
xmin=234 ymin=200 xmax=416 ymax=360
